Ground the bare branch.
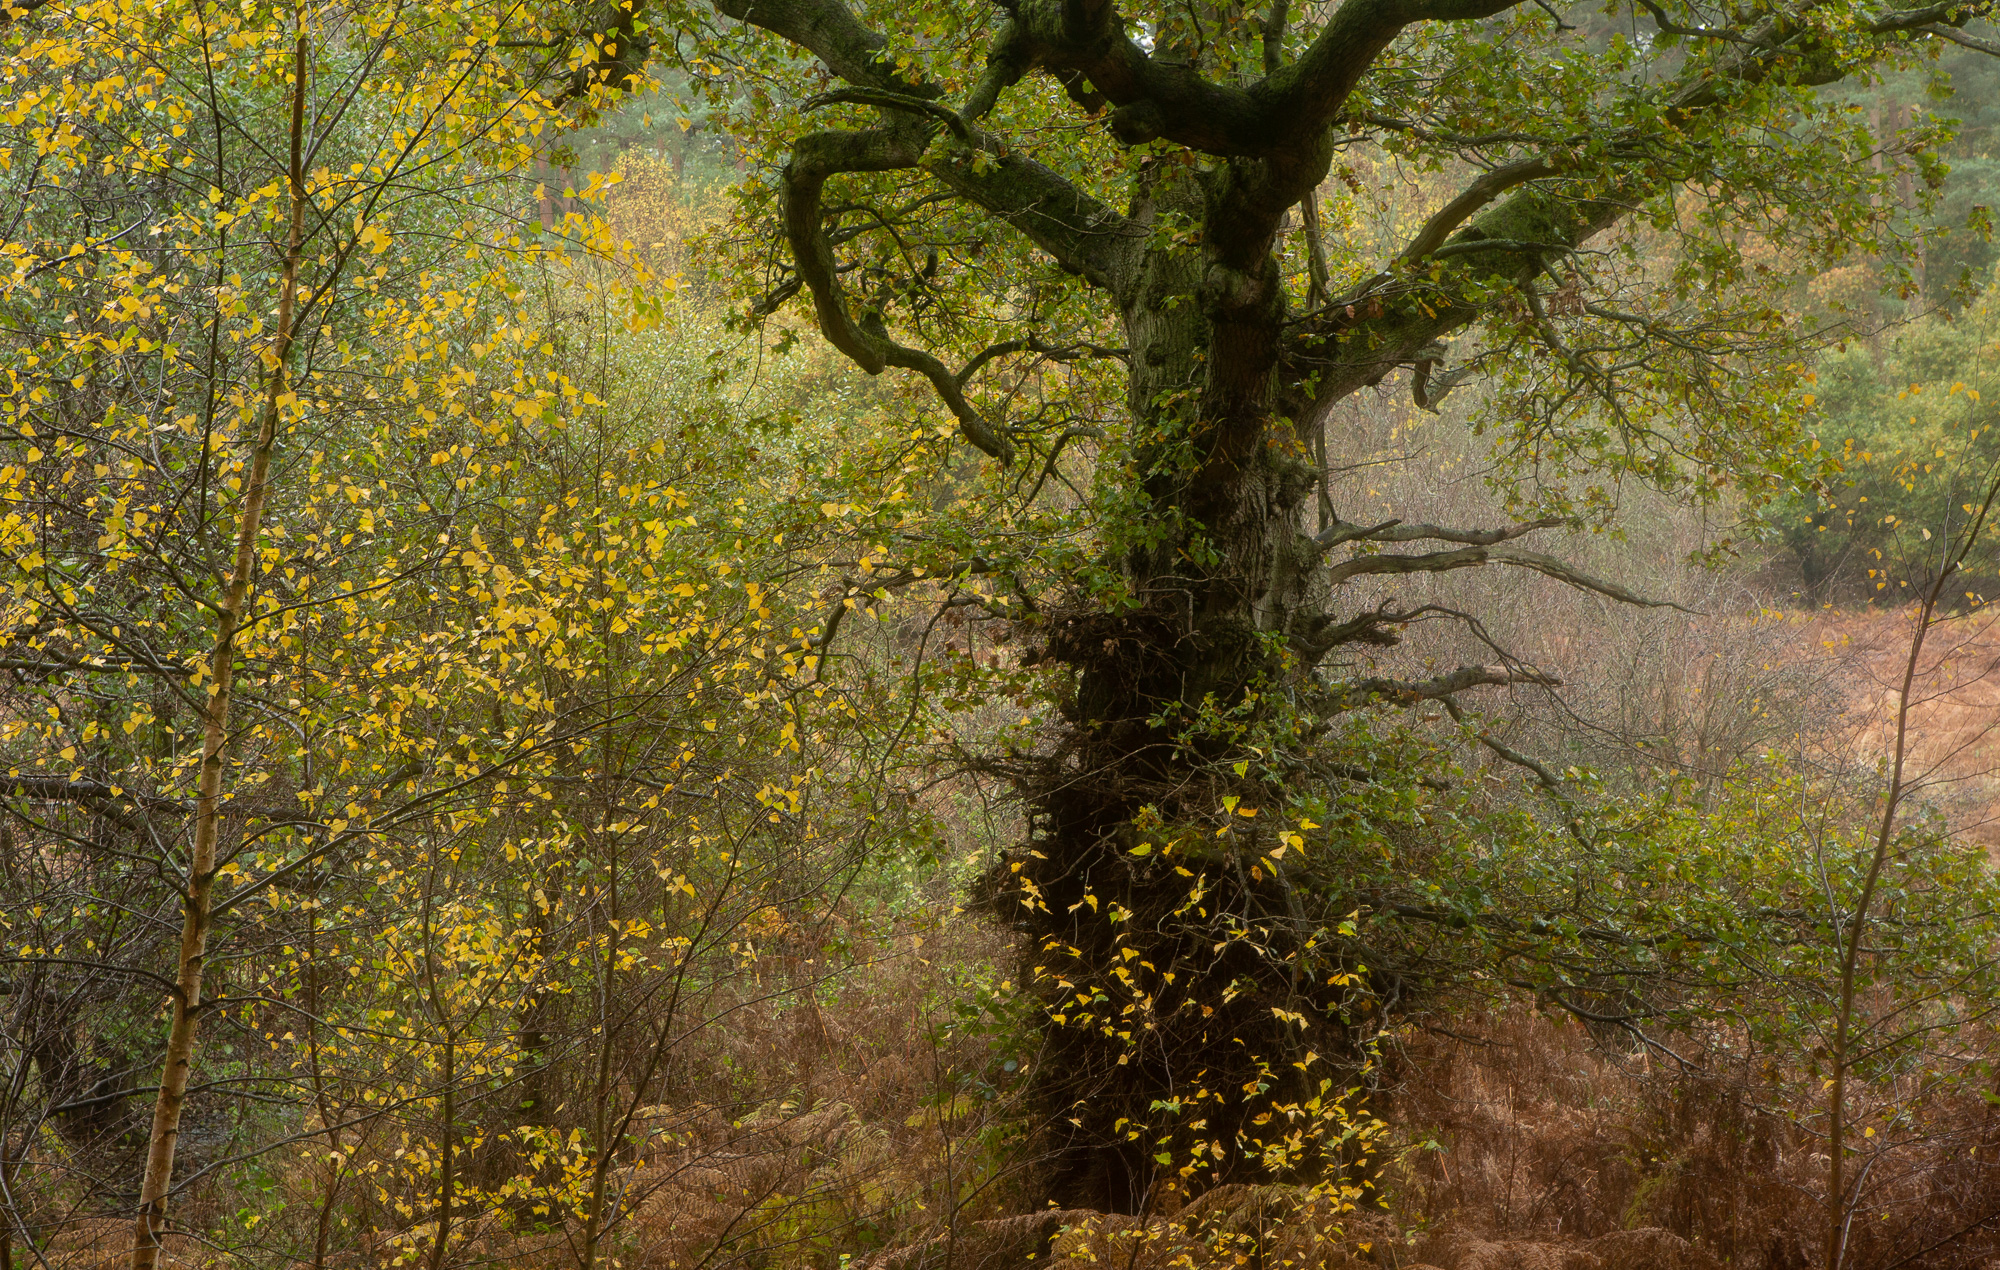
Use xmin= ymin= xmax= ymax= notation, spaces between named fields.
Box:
xmin=0 ymin=775 xmax=186 ymax=808
xmin=1393 ymin=516 xmax=1563 ymax=549
xmin=1487 ymin=547 xmax=1695 ymax=609
xmin=1353 ymin=112 xmax=1563 ymax=149
xmin=1411 ymin=352 xmax=1477 ymax=411
xmin=1323 ymin=541 xmax=1687 ymax=610
xmin=957 ymin=336 xmax=1128 ymax=386
xmin=0 ymin=652 xmax=197 ymax=677
xmin=1440 ymin=697 xmax=1565 ymax=791
xmin=1301 ymin=600 xmax=1416 ymax=651
xmin=1314 ymin=516 xmax=1404 ymax=547
xmin=1634 ymin=0 xmax=1769 ymax=44
xmin=808 ymin=87 xmax=971 ymax=140
xmin=1869 ymin=0 xmax=1996 ymax=34
xmin=1334 ymin=662 xmax=1558 ymax=707
xmin=1919 ymin=20 xmax=2000 ymax=54
xmin=1 ymin=776 xmax=186 ymax=835
xmin=1316 ymin=515 xmax=1565 ymax=548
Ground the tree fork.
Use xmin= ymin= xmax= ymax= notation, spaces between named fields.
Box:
xmin=131 ymin=33 xmax=307 ymax=1270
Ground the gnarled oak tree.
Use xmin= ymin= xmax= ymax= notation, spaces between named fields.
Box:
xmin=547 ymin=0 xmax=1997 ymax=1214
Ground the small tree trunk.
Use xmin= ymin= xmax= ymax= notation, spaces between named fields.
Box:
xmin=1825 ymin=473 xmax=2000 ymax=1270
xmin=1 ymin=962 xmax=27 ymax=1270
xmin=306 ymin=892 xmax=343 ymax=1270
xmin=577 ymin=968 xmax=618 ymax=1270
xmin=0 ymin=1135 xmax=18 ymax=1270
xmin=427 ymin=1042 xmax=456 ymax=1270
xmin=130 ymin=34 xmax=308 ymax=1270
xmin=1824 ymin=618 xmax=1922 ymax=1270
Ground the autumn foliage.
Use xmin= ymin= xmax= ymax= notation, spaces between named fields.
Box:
xmin=5 ymin=0 xmax=2000 ymax=1269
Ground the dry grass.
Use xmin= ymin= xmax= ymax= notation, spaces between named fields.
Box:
xmin=34 ymin=1219 xmax=234 ymax=1269
xmin=593 ymin=913 xmax=1035 ymax=1270
xmin=1789 ymin=607 xmax=2000 ymax=850
xmin=1318 ymin=393 xmax=2000 ymax=845
xmin=1379 ymin=1008 xmax=2000 ymax=1270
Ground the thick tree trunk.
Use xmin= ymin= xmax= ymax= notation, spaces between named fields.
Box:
xmin=1004 ymin=164 xmax=1359 ymax=1213
xmin=130 ymin=36 xmax=307 ymax=1270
